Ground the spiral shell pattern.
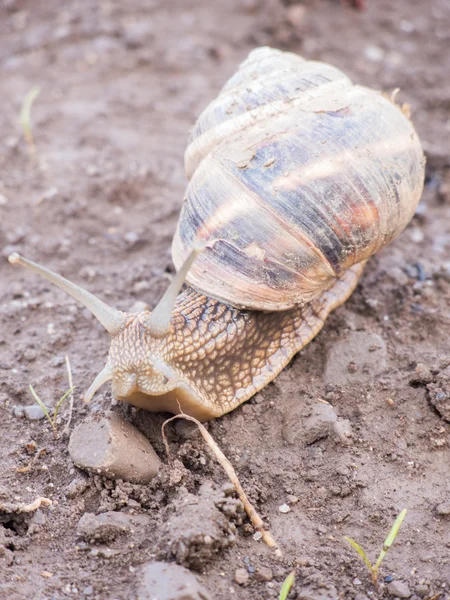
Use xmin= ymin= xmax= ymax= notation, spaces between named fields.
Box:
xmin=172 ymin=47 xmax=425 ymax=311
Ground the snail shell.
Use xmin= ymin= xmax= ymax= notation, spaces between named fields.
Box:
xmin=172 ymin=47 xmax=425 ymax=311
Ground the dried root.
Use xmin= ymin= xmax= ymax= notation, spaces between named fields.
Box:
xmin=0 ymin=496 xmax=52 ymax=514
xmin=162 ymin=412 xmax=282 ymax=557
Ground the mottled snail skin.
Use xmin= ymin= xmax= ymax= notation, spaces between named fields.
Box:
xmin=173 ymin=47 xmax=424 ymax=310
xmin=108 ymin=262 xmax=364 ymax=420
xmin=9 ymin=47 xmax=425 ymax=421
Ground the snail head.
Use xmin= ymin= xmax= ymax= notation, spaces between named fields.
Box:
xmin=8 ymin=249 xmax=201 ymax=406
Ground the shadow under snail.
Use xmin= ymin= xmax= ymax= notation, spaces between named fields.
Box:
xmin=9 ymin=47 xmax=425 ymax=421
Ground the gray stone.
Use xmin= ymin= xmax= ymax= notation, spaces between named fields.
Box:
xmin=332 ymin=418 xmax=353 ymax=445
xmin=23 ymin=405 xmax=51 ymax=421
xmin=234 ymin=568 xmax=249 ymax=585
xmin=324 ymin=331 xmax=387 ymax=386
xmin=68 ymin=412 xmax=160 ymax=483
xmin=283 ymin=401 xmax=343 ymax=445
xmin=297 ymin=585 xmax=338 ymax=600
xmin=387 ymin=580 xmax=412 ymax=598
xmin=77 ymin=511 xmax=150 ymax=543
xmin=254 ymin=566 xmax=273 ymax=582
xmin=66 ymin=477 xmax=89 ymax=499
xmin=436 ymin=501 xmax=450 ymax=515
xmin=415 ymin=584 xmax=429 ymax=598
xmin=136 ymin=561 xmax=211 ymax=600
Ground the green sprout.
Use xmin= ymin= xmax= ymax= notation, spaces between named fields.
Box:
xmin=345 ymin=509 xmax=407 ymax=586
xmin=279 ymin=570 xmax=295 ymax=600
xmin=19 ymin=86 xmax=40 ymax=156
xmin=29 ymin=384 xmax=74 ymax=439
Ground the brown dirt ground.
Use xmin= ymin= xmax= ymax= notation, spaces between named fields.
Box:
xmin=1 ymin=0 xmax=450 ymax=598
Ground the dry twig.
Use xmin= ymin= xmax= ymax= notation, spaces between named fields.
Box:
xmin=0 ymin=496 xmax=52 ymax=514
xmin=162 ymin=412 xmax=282 ymax=557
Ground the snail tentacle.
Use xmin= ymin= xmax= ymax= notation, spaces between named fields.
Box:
xmin=8 ymin=253 xmax=126 ymax=335
xmin=144 ymin=246 xmax=202 ymax=337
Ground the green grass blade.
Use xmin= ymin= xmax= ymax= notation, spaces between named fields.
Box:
xmin=279 ymin=570 xmax=295 ymax=600
xmin=344 ymin=536 xmax=373 ymax=573
xmin=29 ymin=384 xmax=53 ymax=429
xmin=374 ymin=509 xmax=407 ymax=573
xmin=53 ymin=386 xmax=75 ymax=421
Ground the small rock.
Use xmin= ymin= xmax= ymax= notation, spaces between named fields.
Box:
xmin=279 ymin=503 xmax=291 ymax=514
xmin=234 ymin=568 xmax=249 ymax=586
xmin=23 ymin=349 xmax=36 ymax=362
xmin=387 ymin=580 xmax=411 ymax=598
xmin=66 ymin=478 xmax=89 ymax=499
xmin=388 ymin=266 xmax=409 ymax=286
xmin=82 ymin=586 xmax=94 ymax=596
xmin=332 ymin=418 xmax=353 ymax=445
xmin=23 ymin=405 xmax=51 ymax=421
xmin=132 ymin=280 xmax=151 ymax=293
xmin=77 ymin=511 xmax=150 ymax=543
xmin=283 ymin=401 xmax=337 ymax=445
xmin=124 ymin=231 xmax=140 ymax=246
xmin=324 ymin=332 xmax=387 ymax=386
xmin=255 ymin=566 xmax=272 ymax=582
xmin=415 ymin=584 xmax=428 ymax=598
xmin=123 ymin=22 xmax=154 ymax=49
xmin=0 ymin=193 xmax=9 ymax=206
xmin=50 ymin=356 xmax=65 ymax=368
xmin=436 ymin=501 xmax=450 ymax=515
xmin=136 ymin=561 xmax=211 ymax=600
xmin=364 ymin=44 xmax=384 ymax=62
xmin=13 ymin=406 xmax=25 ymax=418
xmin=297 ymin=584 xmax=338 ymax=600
xmin=68 ymin=412 xmax=161 ymax=483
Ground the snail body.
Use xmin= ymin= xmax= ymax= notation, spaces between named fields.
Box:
xmin=10 ymin=47 xmax=425 ymax=421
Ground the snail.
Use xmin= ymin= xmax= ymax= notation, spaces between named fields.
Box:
xmin=9 ymin=47 xmax=425 ymax=421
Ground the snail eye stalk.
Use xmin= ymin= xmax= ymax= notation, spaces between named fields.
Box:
xmin=8 ymin=253 xmax=127 ymax=335
xmin=144 ymin=247 xmax=202 ymax=337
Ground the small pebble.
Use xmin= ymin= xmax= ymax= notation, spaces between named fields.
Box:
xmin=137 ymin=562 xmax=211 ymax=599
xmin=0 ymin=193 xmax=8 ymax=206
xmin=124 ymin=231 xmax=140 ymax=246
xmin=364 ymin=45 xmax=384 ymax=62
xmin=82 ymin=586 xmax=94 ymax=596
xmin=77 ymin=511 xmax=150 ymax=543
xmin=387 ymin=580 xmax=411 ymax=598
xmin=234 ymin=568 xmax=249 ymax=586
xmin=436 ymin=501 xmax=450 ymax=515
xmin=69 ymin=412 xmax=161 ymax=483
xmin=255 ymin=566 xmax=273 ymax=582
xmin=22 ymin=405 xmax=50 ymax=421
xmin=415 ymin=584 xmax=429 ymax=598
xmin=66 ymin=478 xmax=89 ymax=499
xmin=51 ymin=356 xmax=65 ymax=368
xmin=279 ymin=503 xmax=291 ymax=514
